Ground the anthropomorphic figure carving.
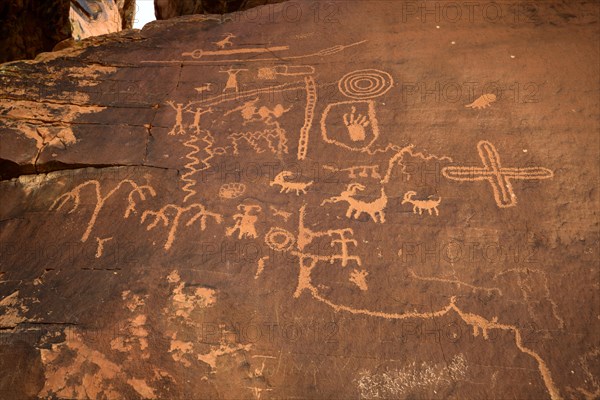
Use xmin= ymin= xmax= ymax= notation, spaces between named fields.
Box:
xmin=226 ymin=204 xmax=262 ymax=239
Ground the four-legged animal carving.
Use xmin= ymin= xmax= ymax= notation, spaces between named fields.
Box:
xmin=270 ymin=171 xmax=313 ymax=195
xmin=402 ymin=191 xmax=441 ymax=216
xmin=322 ymin=183 xmax=387 ymax=223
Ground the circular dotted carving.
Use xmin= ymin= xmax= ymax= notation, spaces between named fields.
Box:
xmin=265 ymin=227 xmax=296 ymax=251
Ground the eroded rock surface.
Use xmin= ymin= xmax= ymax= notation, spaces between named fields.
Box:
xmin=0 ymin=1 xmax=599 ymax=399
xmin=0 ymin=0 xmax=135 ymax=63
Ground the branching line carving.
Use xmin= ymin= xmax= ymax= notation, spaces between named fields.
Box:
xmin=50 ymin=179 xmax=156 ymax=242
xmin=141 ymin=204 xmax=222 ymax=250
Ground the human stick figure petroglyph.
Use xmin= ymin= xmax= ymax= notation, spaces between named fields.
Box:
xmin=321 ymin=183 xmax=387 ymax=223
xmin=402 ymin=191 xmax=441 ymax=216
xmin=219 ymin=67 xmax=248 ymax=93
xmin=226 ymin=204 xmax=261 ymax=239
xmin=270 ymin=171 xmax=313 ymax=195
xmin=166 ymin=101 xmax=187 ymax=135
xmin=141 ymin=203 xmax=222 ymax=250
xmin=262 ymin=206 xmax=561 ymax=400
xmin=442 ymin=141 xmax=554 ymax=208
xmin=465 ymin=93 xmax=497 ymax=109
xmin=50 ymin=179 xmax=156 ymax=242
xmin=265 ymin=205 xmax=361 ymax=298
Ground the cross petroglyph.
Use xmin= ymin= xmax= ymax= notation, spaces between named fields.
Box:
xmin=442 ymin=141 xmax=553 ymax=208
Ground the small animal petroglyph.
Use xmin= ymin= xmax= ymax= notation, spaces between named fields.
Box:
xmin=214 ymin=33 xmax=236 ymax=49
xmin=402 ymin=191 xmax=441 ymax=216
xmin=270 ymin=171 xmax=313 ymax=195
xmin=194 ymin=83 xmax=212 ymax=93
xmin=322 ymin=183 xmax=387 ymax=223
xmin=226 ymin=204 xmax=262 ymax=239
xmin=344 ymin=106 xmax=370 ymax=141
xmin=218 ymin=183 xmax=246 ymax=199
xmin=465 ymin=93 xmax=497 ymax=110
xmin=269 ymin=205 xmax=292 ymax=221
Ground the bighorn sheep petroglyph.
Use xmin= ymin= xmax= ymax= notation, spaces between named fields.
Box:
xmin=322 ymin=183 xmax=387 ymax=223
xmin=402 ymin=191 xmax=441 ymax=216
xmin=270 ymin=171 xmax=313 ymax=195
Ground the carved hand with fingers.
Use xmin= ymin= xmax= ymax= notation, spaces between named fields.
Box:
xmin=343 ymin=106 xmax=370 ymax=141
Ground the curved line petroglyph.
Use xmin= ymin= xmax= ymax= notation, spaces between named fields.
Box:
xmin=262 ymin=203 xmax=562 ymax=400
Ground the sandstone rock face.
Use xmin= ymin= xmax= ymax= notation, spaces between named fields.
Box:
xmin=1 ymin=1 xmax=599 ymax=399
xmin=0 ymin=0 xmax=135 ymax=63
xmin=154 ymin=0 xmax=284 ymax=18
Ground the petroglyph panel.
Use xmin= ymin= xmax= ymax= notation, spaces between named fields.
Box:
xmin=0 ymin=1 xmax=598 ymax=399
